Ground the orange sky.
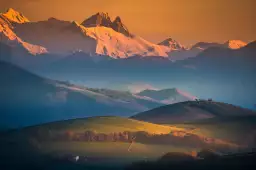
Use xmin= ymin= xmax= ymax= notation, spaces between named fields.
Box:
xmin=1 ymin=0 xmax=255 ymax=45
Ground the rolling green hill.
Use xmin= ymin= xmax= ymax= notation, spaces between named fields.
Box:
xmin=131 ymin=101 xmax=256 ymax=124
xmin=23 ymin=116 xmax=173 ymax=134
xmin=0 ymin=116 xmax=190 ymax=168
xmin=1 ymin=115 xmax=254 ymax=169
xmin=173 ymin=115 xmax=256 ymax=146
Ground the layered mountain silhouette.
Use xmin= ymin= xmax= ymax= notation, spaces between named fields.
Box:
xmin=0 ymin=8 xmax=255 ymax=110
xmin=0 ymin=8 xmax=249 ymax=61
xmin=166 ymin=40 xmax=248 ymax=61
xmin=178 ymin=40 xmax=256 ymax=72
xmin=0 ymin=60 xmax=200 ymax=128
xmin=0 ymin=61 xmax=169 ymax=128
xmin=35 ymin=41 xmax=256 ymax=109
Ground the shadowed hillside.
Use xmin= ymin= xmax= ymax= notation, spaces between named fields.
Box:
xmin=131 ymin=101 xmax=256 ymax=124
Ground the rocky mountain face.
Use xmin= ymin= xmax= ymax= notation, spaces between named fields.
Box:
xmin=81 ymin=12 xmax=131 ymax=37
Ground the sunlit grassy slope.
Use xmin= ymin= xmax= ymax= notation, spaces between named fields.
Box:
xmin=25 ymin=116 xmax=178 ymax=134
xmin=0 ymin=116 xmax=192 ymax=166
xmin=172 ymin=115 xmax=256 ymax=145
xmin=1 ymin=115 xmax=253 ymax=168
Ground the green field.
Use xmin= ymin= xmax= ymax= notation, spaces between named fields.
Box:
xmin=171 ymin=116 xmax=256 ymax=145
xmin=23 ymin=116 xmax=179 ymax=135
xmin=1 ymin=115 xmax=255 ymax=168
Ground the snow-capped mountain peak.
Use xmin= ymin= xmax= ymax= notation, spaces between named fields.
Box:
xmin=113 ymin=16 xmax=122 ymax=23
xmin=97 ymin=12 xmax=110 ymax=19
xmin=0 ymin=9 xmax=47 ymax=55
xmin=1 ymin=8 xmax=29 ymax=23
xmin=81 ymin=12 xmax=132 ymax=37
xmin=83 ymin=26 xmax=168 ymax=58
xmin=224 ymin=40 xmax=247 ymax=49
xmin=158 ymin=38 xmax=186 ymax=50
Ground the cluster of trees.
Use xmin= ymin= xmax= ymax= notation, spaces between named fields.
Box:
xmin=30 ymin=129 xmax=233 ymax=151
xmin=51 ymin=130 xmax=135 ymax=143
xmin=34 ymin=130 xmax=227 ymax=149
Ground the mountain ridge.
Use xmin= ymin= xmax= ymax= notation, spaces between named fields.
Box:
xmin=0 ymin=8 xmax=250 ymax=60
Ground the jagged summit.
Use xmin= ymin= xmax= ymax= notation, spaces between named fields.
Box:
xmin=0 ymin=8 xmax=47 ymax=55
xmin=158 ymin=38 xmax=185 ymax=50
xmin=112 ymin=16 xmax=131 ymax=37
xmin=81 ymin=12 xmax=112 ymax=27
xmin=1 ymin=8 xmax=29 ymax=23
xmin=81 ymin=12 xmax=132 ymax=37
xmin=114 ymin=16 xmax=122 ymax=23
xmin=97 ymin=12 xmax=110 ymax=19
xmin=224 ymin=40 xmax=247 ymax=49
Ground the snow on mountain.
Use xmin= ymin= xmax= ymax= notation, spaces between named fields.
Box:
xmin=224 ymin=40 xmax=247 ymax=49
xmin=11 ymin=13 xmax=168 ymax=58
xmin=166 ymin=40 xmax=248 ymax=61
xmin=191 ymin=41 xmax=247 ymax=50
xmin=157 ymin=38 xmax=199 ymax=61
xmin=80 ymin=13 xmax=167 ymax=58
xmin=158 ymin=38 xmax=186 ymax=51
xmin=1 ymin=8 xmax=29 ymax=23
xmin=83 ymin=26 xmax=168 ymax=58
xmin=12 ymin=18 xmax=96 ymax=55
xmin=0 ymin=8 xmax=249 ymax=59
xmin=0 ymin=11 xmax=47 ymax=55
